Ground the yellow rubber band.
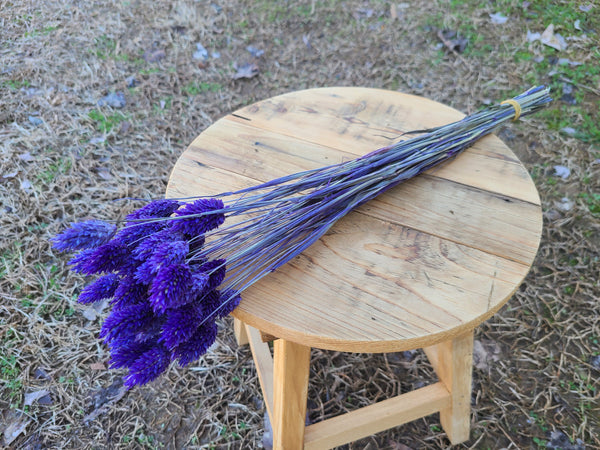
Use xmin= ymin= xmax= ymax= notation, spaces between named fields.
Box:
xmin=500 ymin=99 xmax=522 ymax=121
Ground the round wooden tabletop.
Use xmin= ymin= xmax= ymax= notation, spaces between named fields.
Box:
xmin=166 ymin=87 xmax=543 ymax=353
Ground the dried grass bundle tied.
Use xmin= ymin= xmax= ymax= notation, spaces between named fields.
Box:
xmin=53 ymin=86 xmax=551 ymax=387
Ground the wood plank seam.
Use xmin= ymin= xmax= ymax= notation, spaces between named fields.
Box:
xmin=198 ymin=118 xmax=541 ymax=208
xmin=179 ymin=149 xmax=540 ymax=266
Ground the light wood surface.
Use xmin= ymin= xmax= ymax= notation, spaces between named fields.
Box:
xmin=233 ymin=317 xmax=248 ymax=346
xmin=245 ymin=323 xmax=275 ymax=424
xmin=303 ymin=382 xmax=451 ymax=449
xmin=426 ymin=330 xmax=474 ymax=444
xmin=166 ymin=87 xmax=543 ymax=353
xmin=272 ymin=339 xmax=311 ymax=448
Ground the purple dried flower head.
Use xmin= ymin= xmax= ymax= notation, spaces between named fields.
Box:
xmin=190 ymin=271 xmax=210 ymax=295
xmin=123 ymin=345 xmax=171 ymax=388
xmin=131 ymin=228 xmax=185 ymax=262
xmin=150 ymin=240 xmax=190 ymax=268
xmin=149 ymin=264 xmax=193 ymax=313
xmin=114 ymin=221 xmax=166 ymax=247
xmin=126 ymin=199 xmax=182 ymax=220
xmin=134 ymin=260 xmax=156 ymax=285
xmin=199 ymin=290 xmax=222 ymax=317
xmin=216 ymin=289 xmax=242 ymax=318
xmin=199 ymin=259 xmax=226 ymax=291
xmin=112 ymin=275 xmax=148 ymax=309
xmin=68 ymin=249 xmax=95 ymax=272
xmin=52 ymin=220 xmax=116 ymax=252
xmin=160 ymin=302 xmax=205 ymax=349
xmin=75 ymin=241 xmax=130 ymax=275
xmin=133 ymin=320 xmax=164 ymax=344
xmin=171 ymin=198 xmax=225 ymax=237
xmin=77 ymin=273 xmax=120 ymax=304
xmin=108 ymin=339 xmax=155 ymax=369
xmin=114 ymin=254 xmax=142 ymax=277
xmin=172 ymin=321 xmax=218 ymax=367
xmin=133 ymin=240 xmax=189 ymax=285
xmin=100 ymin=302 xmax=155 ymax=344
xmin=197 ymin=289 xmax=240 ymax=319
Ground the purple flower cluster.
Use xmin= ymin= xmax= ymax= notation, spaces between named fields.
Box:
xmin=53 ymin=198 xmax=241 ymax=388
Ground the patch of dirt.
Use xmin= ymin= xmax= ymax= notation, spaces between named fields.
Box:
xmin=1 ymin=1 xmax=598 ymax=448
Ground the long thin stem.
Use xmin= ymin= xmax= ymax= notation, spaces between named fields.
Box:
xmin=188 ymin=86 xmax=551 ymax=324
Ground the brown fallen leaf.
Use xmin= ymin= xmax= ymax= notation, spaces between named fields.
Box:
xmin=232 ymin=62 xmax=259 ymax=80
xmin=89 ymin=362 xmax=107 ymax=371
xmin=473 ymin=339 xmax=501 ymax=371
xmin=84 ymin=379 xmax=128 ymax=423
xmin=540 ymin=24 xmax=567 ymax=51
xmin=1 ymin=409 xmax=31 ymax=446
xmin=24 ymin=389 xmax=51 ymax=407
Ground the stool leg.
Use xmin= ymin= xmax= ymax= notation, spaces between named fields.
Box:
xmin=272 ymin=339 xmax=311 ymax=450
xmin=233 ymin=317 xmax=249 ymax=346
xmin=434 ymin=330 xmax=474 ymax=445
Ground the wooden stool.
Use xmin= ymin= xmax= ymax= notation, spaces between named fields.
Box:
xmin=166 ymin=87 xmax=543 ymax=448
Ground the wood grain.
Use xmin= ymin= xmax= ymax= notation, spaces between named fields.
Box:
xmin=166 ymin=87 xmax=543 ymax=352
xmin=222 ymin=87 xmax=541 ymax=204
xmin=246 ymin=324 xmax=275 ymax=424
xmin=233 ymin=317 xmax=249 ymax=346
xmin=304 ymin=382 xmax=451 ymax=449
xmin=272 ymin=339 xmax=311 ymax=449
xmin=434 ymin=331 xmax=474 ymax=444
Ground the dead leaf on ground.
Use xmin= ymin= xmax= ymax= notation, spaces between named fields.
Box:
xmin=232 ymin=62 xmax=259 ymax=80
xmin=90 ymin=362 xmax=107 ymax=371
xmin=97 ymin=92 xmax=126 ymax=108
xmin=18 ymin=152 xmax=33 ymax=161
xmin=246 ymin=45 xmax=264 ymax=58
xmin=473 ymin=339 xmax=501 ymax=371
xmin=489 ymin=12 xmax=508 ymax=24
xmin=96 ymin=167 xmax=112 ymax=180
xmin=555 ymin=197 xmax=574 ymax=212
xmin=84 ymin=379 xmax=128 ymax=423
xmin=1 ymin=409 xmax=31 ymax=446
xmin=527 ymin=30 xmax=541 ymax=42
xmin=33 ymin=367 xmax=50 ymax=380
xmin=24 ymin=389 xmax=51 ymax=407
xmin=354 ymin=7 xmax=374 ymax=20
xmin=20 ymin=179 xmax=32 ymax=192
xmin=540 ymin=24 xmax=567 ymax=51
xmin=193 ymin=43 xmax=209 ymax=61
xmin=554 ymin=165 xmax=571 ymax=180
xmin=81 ymin=298 xmax=108 ymax=321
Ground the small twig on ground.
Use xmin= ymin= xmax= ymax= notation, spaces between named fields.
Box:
xmin=558 ymin=76 xmax=600 ymax=96
xmin=436 ymin=30 xmax=473 ymax=72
